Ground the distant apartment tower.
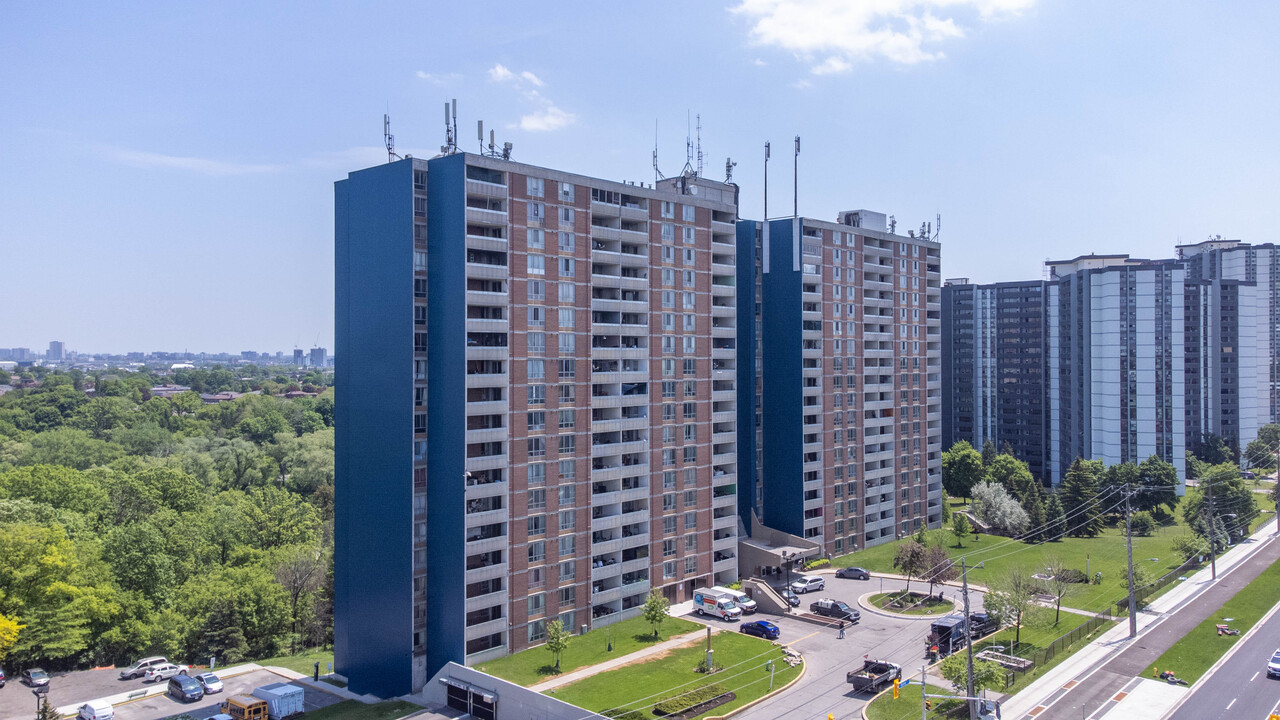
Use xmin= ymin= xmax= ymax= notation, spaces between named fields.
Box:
xmin=941 ymin=280 xmax=1049 ymax=480
xmin=335 ymin=153 xmax=742 ymax=696
xmin=737 ymin=210 xmax=943 ymax=554
xmin=241 ymin=351 xmax=260 ymax=362
xmin=310 ymin=347 xmax=327 ymax=367
xmin=293 ymin=348 xmax=305 ymax=366
xmin=47 ymin=341 xmax=65 ymax=362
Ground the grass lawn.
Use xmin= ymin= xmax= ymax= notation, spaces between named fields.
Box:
xmin=303 ymin=701 xmax=423 ymax=720
xmin=548 ymin=630 xmax=801 ymax=719
xmin=833 ymin=523 xmax=1197 ymax=613
xmin=474 ymin=615 xmax=702 ymax=687
xmin=1143 ymin=552 xmax=1280 ymax=683
xmin=865 ymin=684 xmax=967 ymax=720
xmin=251 ymin=648 xmax=334 ymax=676
xmin=868 ymin=591 xmax=952 ymax=616
xmin=971 ymin=607 xmax=1114 ymax=694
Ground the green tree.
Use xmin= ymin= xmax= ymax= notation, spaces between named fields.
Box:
xmin=986 ymin=454 xmax=1035 ymax=497
xmin=240 ymin=486 xmax=321 ymax=550
xmin=102 ymin=522 xmax=176 ymax=603
xmin=1126 ymin=564 xmax=1156 ymax=610
xmin=20 ymin=428 xmax=123 ymax=469
xmin=1182 ymin=462 xmax=1256 ymax=547
xmin=942 ymin=441 xmax=985 ymax=501
xmin=174 ymin=565 xmax=290 ymax=658
xmin=642 ymin=589 xmax=670 ymax=638
xmin=940 ymin=654 xmax=1003 ymax=695
xmin=1128 ymin=510 xmax=1156 ymax=536
xmin=0 ymin=464 xmax=109 ymax=516
xmin=981 ymin=439 xmax=998 ymax=466
xmin=985 ymin=565 xmax=1037 ymax=647
xmin=72 ymin=397 xmax=134 ymax=439
xmin=1060 ymin=459 xmax=1105 ymax=537
xmin=951 ymin=513 xmax=971 ymax=547
xmin=1043 ymin=555 xmax=1076 ymax=625
xmin=0 ymin=613 xmax=23 ymax=660
xmin=1136 ymin=455 xmax=1180 ymax=515
xmin=544 ymin=619 xmax=571 ymax=670
xmin=893 ymin=539 xmax=927 ymax=595
xmin=1044 ymin=492 xmax=1066 ymax=540
xmin=273 ymin=545 xmax=326 ymax=653
xmin=921 ymin=544 xmax=956 ymax=597
xmin=192 ymin=598 xmax=250 ymax=664
xmin=1020 ymin=482 xmax=1046 ymax=542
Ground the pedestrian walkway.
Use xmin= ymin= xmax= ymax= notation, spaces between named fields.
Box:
xmin=528 ymin=627 xmax=716 ymax=693
xmin=1000 ymin=522 xmax=1279 ymax=720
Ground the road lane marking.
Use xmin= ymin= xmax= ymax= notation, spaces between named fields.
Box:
xmin=1252 ymin=671 xmax=1260 ymax=682
xmin=1226 ymin=698 xmax=1236 ymax=710
xmin=783 ymin=631 xmax=819 ymax=647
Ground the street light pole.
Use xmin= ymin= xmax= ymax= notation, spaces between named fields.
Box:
xmin=1126 ymin=482 xmax=1137 ymax=639
xmin=961 ymin=558 xmax=978 ymax=720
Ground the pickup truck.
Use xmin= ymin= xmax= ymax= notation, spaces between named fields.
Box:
xmin=847 ymin=660 xmax=901 ymax=693
xmin=810 ymin=598 xmax=860 ymax=622
xmin=968 ymin=612 xmax=999 ymax=638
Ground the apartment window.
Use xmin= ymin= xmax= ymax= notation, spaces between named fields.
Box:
xmin=684 ymin=424 xmax=697 ymax=442
xmin=663 ymin=449 xmax=676 ymax=466
xmin=528 ymin=358 xmax=545 ymax=379
xmin=663 ymin=381 xmax=676 ymax=398
xmin=558 ymin=534 xmax=575 ymax=555
xmin=662 ymin=313 xmax=675 ymax=331
xmin=528 ymin=279 xmax=545 ymax=301
xmin=685 ymin=556 xmax=698 ymax=574
xmin=414 ymin=251 xmax=427 ymax=272
xmin=683 ymin=402 xmax=696 ymax=419
xmin=527 ymin=177 xmax=545 ymax=197
xmin=528 ymin=384 xmax=545 ymax=405
xmin=663 ymin=538 xmax=677 ymax=557
xmin=683 ymin=270 xmax=695 ymax=287
xmin=683 ymin=292 xmax=695 ymax=309
xmin=661 ymin=201 xmax=675 ymax=218
xmin=529 ymin=566 xmax=544 ymax=587
xmin=560 ymin=207 xmax=574 ymax=224
xmin=559 ymin=586 xmax=576 ymax=607
xmin=559 ymin=385 xmax=575 ymax=403
xmin=663 ymin=426 xmax=676 ymax=444
xmin=683 ymin=247 xmax=695 ymax=265
xmin=528 ymin=201 xmax=545 ymax=221
xmin=683 ymin=358 xmax=696 ymax=375
xmin=527 ymin=411 xmax=545 ymax=431
xmin=528 ymin=593 xmax=546 ymax=617
xmin=662 ymin=336 xmax=675 ymax=353
xmin=662 ymin=290 xmax=675 ymax=307
xmin=559 ymin=257 xmax=575 ymax=277
xmin=528 ymin=228 xmax=545 ymax=249
xmin=414 ymin=414 xmax=427 ymax=433
xmin=682 ymin=335 xmax=695 ymax=353
xmin=663 ymin=493 xmax=677 ymax=511
xmin=559 ymin=333 xmax=576 ymax=353
xmin=529 ymin=306 xmax=545 ymax=328
xmin=683 ymin=446 xmax=696 ymax=463
xmin=415 ymin=360 xmax=427 ymax=381
xmin=414 ymin=278 xmax=427 ymax=298
xmin=683 ymin=468 xmax=696 ymax=486
xmin=528 ymin=438 xmax=546 ymax=459
xmin=528 ymin=332 xmax=546 ymax=353
xmin=528 ymin=515 xmax=547 ymax=536
xmin=558 ymin=484 xmax=576 ymax=504
xmin=682 ymin=226 xmax=695 ymax=244
xmin=528 ymin=620 xmax=546 ymax=643
xmin=559 ymin=183 xmax=575 ymax=202
xmin=559 ymin=435 xmax=576 ymax=454
xmin=664 ymin=561 xmax=677 ymax=579
xmin=662 ymin=403 xmax=676 ymax=421
xmin=663 ymin=471 xmax=677 ymax=489
xmin=685 ymin=512 xmax=697 ymax=530
xmin=529 ymin=463 xmax=546 ymax=486
xmin=559 ymin=409 xmax=575 ymax=429
xmin=558 ymin=283 xmax=575 ymax=302
xmin=528 ymin=541 xmax=545 ymax=562
xmin=558 ymin=231 xmax=575 ymax=252
xmin=662 ymin=358 xmax=675 ymax=376
xmin=559 ymin=462 xmax=576 ymax=484
xmin=684 ymin=380 xmax=696 ymax=397
xmin=527 ymin=255 xmax=545 ymax=275
xmin=662 ymin=268 xmax=675 ymax=285
xmin=559 ymin=359 xmax=575 ymax=378
xmin=560 ymin=560 xmax=575 ymax=581
xmin=662 ymin=246 xmax=675 ymax=263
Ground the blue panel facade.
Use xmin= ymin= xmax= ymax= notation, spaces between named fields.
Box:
xmin=759 ymin=219 xmax=805 ymax=536
xmin=735 ymin=220 xmax=759 ymax=533
xmin=424 ymin=153 xmax=467 ymax=676
xmin=334 ymin=160 xmax=414 ymax=697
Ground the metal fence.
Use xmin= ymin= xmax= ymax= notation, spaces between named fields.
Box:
xmin=998 ymin=609 xmax=1116 ymax=689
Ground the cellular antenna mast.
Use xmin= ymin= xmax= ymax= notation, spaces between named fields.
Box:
xmin=652 ymin=119 xmax=664 ymax=182
xmin=681 ymin=110 xmax=695 ymax=176
xmin=442 ymin=99 xmax=459 ymax=155
xmin=384 ymin=114 xmax=400 ymax=163
xmin=725 ymin=157 xmax=736 ymax=184
xmin=696 ymin=114 xmax=703 ymax=177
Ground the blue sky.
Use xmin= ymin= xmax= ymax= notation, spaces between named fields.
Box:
xmin=3 ymin=1 xmax=1278 ymax=354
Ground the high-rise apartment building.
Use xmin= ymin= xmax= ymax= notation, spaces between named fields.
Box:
xmin=335 ymin=153 xmax=742 ymax=696
xmin=293 ymin=348 xmax=305 ymax=366
xmin=941 ymin=280 xmax=1049 ymax=480
xmin=47 ymin=341 xmax=65 ymax=362
xmin=310 ymin=347 xmax=328 ymax=367
xmin=737 ymin=211 xmax=943 ymax=554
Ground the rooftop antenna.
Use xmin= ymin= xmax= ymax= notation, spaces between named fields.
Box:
xmin=763 ymin=141 xmax=770 ymax=221
xmin=889 ymin=215 xmax=897 ymax=234
xmin=477 ymin=120 xmax=484 ymax=153
xmin=696 ymin=114 xmax=703 ymax=177
xmin=793 ymin=135 xmax=800 ymax=218
xmin=652 ymin=119 xmax=664 ymax=182
xmin=680 ymin=111 xmax=695 ymax=176
xmin=384 ymin=114 xmax=400 ymax=163
xmin=725 ymin=157 xmax=736 ymax=184
xmin=442 ymin=101 xmax=457 ymax=154
xmin=935 ymin=213 xmax=941 ymax=240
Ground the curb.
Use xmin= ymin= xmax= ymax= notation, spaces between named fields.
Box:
xmin=856 ymin=591 xmax=957 ymax=620
xmin=703 ymin=648 xmax=807 ymax=720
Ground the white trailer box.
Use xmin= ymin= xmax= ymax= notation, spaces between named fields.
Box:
xmin=252 ymin=683 xmax=305 ymax=720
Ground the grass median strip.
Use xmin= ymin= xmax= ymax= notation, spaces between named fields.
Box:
xmin=1143 ymin=552 xmax=1280 ymax=683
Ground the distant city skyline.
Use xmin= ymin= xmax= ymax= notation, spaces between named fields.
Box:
xmin=4 ymin=2 xmax=1278 ymax=350
xmin=0 ymin=342 xmax=329 ymax=359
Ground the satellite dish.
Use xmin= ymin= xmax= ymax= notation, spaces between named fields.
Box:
xmin=689 ymin=185 xmax=699 ymax=196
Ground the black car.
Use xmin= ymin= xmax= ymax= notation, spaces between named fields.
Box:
xmin=779 ymin=588 xmax=801 ymax=607
xmin=740 ymin=620 xmax=781 ymax=640
xmin=167 ymin=675 xmax=204 ymax=703
xmin=836 ymin=567 xmax=871 ymax=580
xmin=22 ymin=669 xmax=50 ymax=687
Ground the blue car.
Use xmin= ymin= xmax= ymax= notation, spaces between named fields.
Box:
xmin=740 ymin=620 xmax=781 ymax=640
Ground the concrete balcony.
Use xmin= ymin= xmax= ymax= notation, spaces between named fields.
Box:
xmin=591 ymin=513 xmax=624 ymax=532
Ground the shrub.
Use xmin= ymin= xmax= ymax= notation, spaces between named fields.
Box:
xmin=653 ymin=684 xmax=730 ymax=716
xmin=1054 ymin=568 xmax=1088 ymax=584
xmin=602 ymin=710 xmax=645 ymax=720
xmin=1128 ymin=511 xmax=1156 ymax=537
xmin=803 ymin=558 xmax=831 ymax=571
xmin=726 ymin=581 xmax=742 ymax=590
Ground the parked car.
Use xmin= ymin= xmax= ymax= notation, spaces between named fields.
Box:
xmin=119 ymin=657 xmax=168 ymax=680
xmin=0 ymin=667 xmax=6 ymax=687
xmin=144 ymin=663 xmax=189 ymax=682
xmin=196 ymin=672 xmax=224 ymax=694
xmin=810 ymin=598 xmax=861 ymax=621
xmin=790 ymin=576 xmax=825 ymax=594
xmin=968 ymin=612 xmax=999 ymax=638
xmin=1242 ymin=470 xmax=1257 ymax=480
xmin=836 ymin=567 xmax=871 ymax=580
xmin=779 ymin=588 xmax=801 ymax=607
xmin=77 ymin=701 xmax=114 ymax=720
xmin=739 ymin=620 xmax=781 ymax=640
xmin=22 ymin=668 xmax=50 ymax=687
xmin=1268 ymin=649 xmax=1280 ymax=679
xmin=167 ymin=675 xmax=204 ymax=702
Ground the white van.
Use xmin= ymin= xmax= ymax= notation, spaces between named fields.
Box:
xmin=78 ymin=701 xmax=114 ymax=720
xmin=693 ymin=589 xmax=741 ymax=621
xmin=711 ymin=586 xmax=758 ymax=614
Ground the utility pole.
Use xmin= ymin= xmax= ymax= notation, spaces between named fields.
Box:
xmin=961 ymin=558 xmax=976 ymax=720
xmin=1125 ymin=482 xmax=1137 ymax=638
xmin=1207 ymin=480 xmax=1217 ymax=580
xmin=920 ymin=665 xmax=928 ymax=720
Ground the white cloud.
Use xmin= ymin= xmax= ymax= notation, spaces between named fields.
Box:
xmin=732 ymin=0 xmax=1034 ymax=71
xmin=416 ymin=71 xmax=461 ymax=85
xmin=104 ymin=147 xmax=281 ymax=175
xmin=487 ymin=62 xmax=576 ymax=132
xmin=752 ymin=58 xmax=768 ymax=66
xmin=518 ymin=105 xmax=575 ymax=132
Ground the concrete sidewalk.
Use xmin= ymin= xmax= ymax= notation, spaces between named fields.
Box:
xmin=1000 ymin=522 xmax=1279 ymax=720
xmin=528 ymin=627 xmax=717 ymax=693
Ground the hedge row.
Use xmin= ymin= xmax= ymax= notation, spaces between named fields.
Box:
xmin=653 ymin=684 xmax=729 ymax=716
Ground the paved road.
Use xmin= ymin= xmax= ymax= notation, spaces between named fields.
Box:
xmin=0 ymin=669 xmax=340 ymax=720
xmin=1037 ymin=533 xmax=1280 ymax=720
xmin=681 ymin=575 xmax=985 ymax=720
xmin=1167 ymin=601 xmax=1280 ymax=720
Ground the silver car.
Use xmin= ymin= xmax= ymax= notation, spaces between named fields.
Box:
xmin=143 ymin=664 xmax=189 ymax=682
xmin=196 ymin=672 xmax=223 ymax=694
xmin=790 ymin=575 xmax=826 ymax=593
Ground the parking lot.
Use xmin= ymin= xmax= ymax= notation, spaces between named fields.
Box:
xmin=682 ymin=574 xmax=987 ymax=720
xmin=0 ymin=668 xmax=341 ymax=720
